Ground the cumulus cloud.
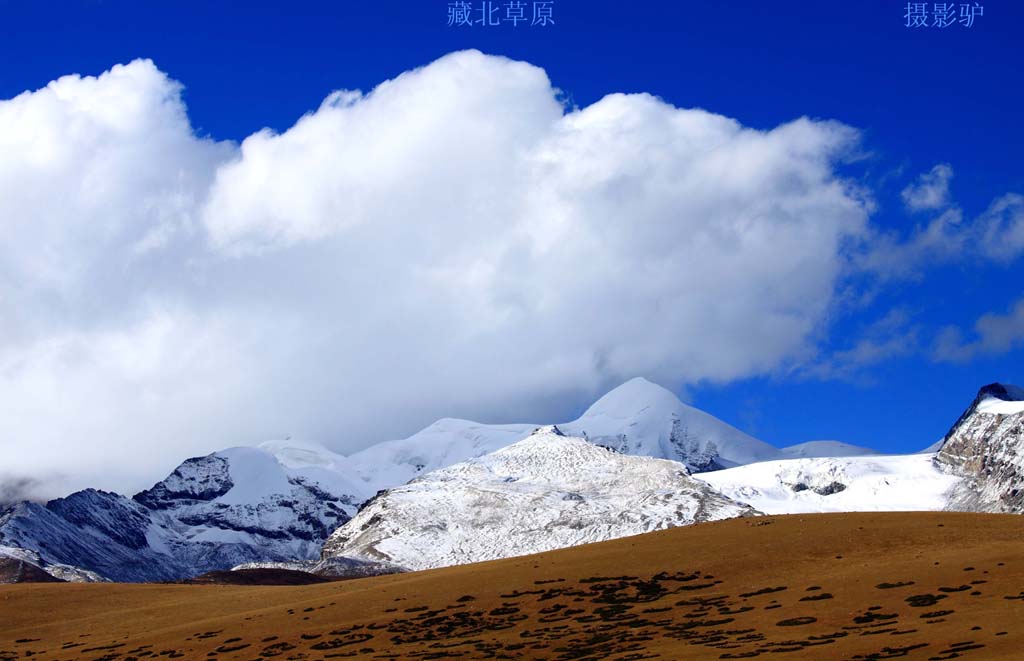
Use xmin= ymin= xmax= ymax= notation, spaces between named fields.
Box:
xmin=901 ymin=163 xmax=953 ymax=212
xmin=0 ymin=51 xmax=875 ymax=497
xmin=857 ymin=206 xmax=975 ymax=280
xmin=860 ymin=164 xmax=1024 ymax=279
xmin=934 ymin=298 xmax=1024 ymax=363
xmin=975 ymin=193 xmax=1024 ymax=263
xmin=802 ymin=309 xmax=919 ymax=380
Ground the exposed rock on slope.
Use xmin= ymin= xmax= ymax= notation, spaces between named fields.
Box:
xmin=0 ymin=493 xmax=173 ymax=581
xmin=232 ymin=555 xmax=407 ymax=579
xmin=935 ymin=383 xmax=1024 ymax=513
xmin=0 ymin=545 xmax=102 ymax=583
xmin=0 ymin=445 xmax=369 ymax=582
xmin=0 ymin=557 xmax=63 ymax=584
xmin=322 ymin=427 xmax=759 ymax=571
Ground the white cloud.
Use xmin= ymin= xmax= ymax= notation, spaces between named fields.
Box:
xmin=802 ymin=309 xmax=919 ymax=380
xmin=934 ymin=298 xmax=1024 ymax=363
xmin=975 ymin=193 xmax=1024 ymax=263
xmin=0 ymin=51 xmax=874 ymax=497
xmin=860 ymin=171 xmax=1024 ymax=279
xmin=0 ymin=58 xmax=229 ymax=345
xmin=901 ymin=163 xmax=953 ymax=212
xmin=857 ymin=207 xmax=966 ymax=279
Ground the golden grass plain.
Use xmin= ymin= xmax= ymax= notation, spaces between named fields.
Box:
xmin=2 ymin=512 xmax=1023 ymax=660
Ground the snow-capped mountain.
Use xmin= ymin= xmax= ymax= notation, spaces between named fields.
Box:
xmin=342 ymin=377 xmax=812 ymax=492
xmin=0 ymin=443 xmax=370 ymax=582
xmin=322 ymin=426 xmax=758 ymax=571
xmin=696 ymin=453 xmax=960 ymax=514
xmin=14 ymin=377 xmax=1009 ymax=583
xmin=935 ymin=383 xmax=1024 ymax=513
xmin=558 ymin=378 xmax=787 ymax=471
xmin=0 ymin=378 xmax=789 ymax=581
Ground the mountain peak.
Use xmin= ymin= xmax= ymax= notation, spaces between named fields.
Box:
xmin=560 ymin=377 xmax=781 ymax=471
xmin=581 ymin=377 xmax=683 ymax=418
xmin=530 ymin=425 xmax=566 ymax=437
xmin=936 ymin=381 xmax=1024 ymax=513
xmin=941 ymin=383 xmax=1024 ymax=440
xmin=977 ymin=383 xmax=1024 ymax=402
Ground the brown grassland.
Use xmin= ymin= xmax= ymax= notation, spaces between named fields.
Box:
xmin=1 ymin=512 xmax=1023 ymax=660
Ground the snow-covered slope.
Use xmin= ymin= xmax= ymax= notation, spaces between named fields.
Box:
xmin=780 ymin=440 xmax=879 ymax=459
xmin=345 ymin=419 xmax=537 ymax=492
xmin=0 ymin=442 xmax=369 ymax=582
xmin=322 ymin=427 xmax=758 ymax=571
xmin=935 ymin=383 xmax=1024 ymax=513
xmin=696 ymin=454 xmax=960 ymax=514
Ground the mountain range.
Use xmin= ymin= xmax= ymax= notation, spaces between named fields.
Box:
xmin=1 ymin=377 xmax=1021 ymax=583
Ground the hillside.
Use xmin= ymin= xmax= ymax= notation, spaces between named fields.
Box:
xmin=2 ymin=512 xmax=1022 ymax=660
xmin=323 ymin=426 xmax=756 ymax=569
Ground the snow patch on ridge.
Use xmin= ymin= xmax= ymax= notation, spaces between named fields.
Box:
xmin=780 ymin=441 xmax=879 ymax=459
xmin=976 ymin=397 xmax=1024 ymax=415
xmin=696 ymin=454 xmax=961 ymax=514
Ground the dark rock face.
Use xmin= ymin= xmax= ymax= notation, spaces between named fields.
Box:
xmin=815 ymin=482 xmax=847 ymax=496
xmin=48 ymin=489 xmax=152 ymax=551
xmin=134 ymin=455 xmax=234 ymax=508
xmin=0 ymin=500 xmax=187 ymax=582
xmin=935 ymin=383 xmax=1024 ymax=513
xmin=231 ymin=555 xmax=407 ymax=580
xmin=788 ymin=482 xmax=846 ymax=496
xmin=0 ymin=450 xmax=360 ymax=583
xmin=0 ymin=557 xmax=64 ymax=584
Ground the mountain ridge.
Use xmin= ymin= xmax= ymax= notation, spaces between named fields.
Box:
xmin=935 ymin=381 xmax=1024 ymax=513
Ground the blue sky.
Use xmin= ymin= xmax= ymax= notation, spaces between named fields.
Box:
xmin=0 ymin=0 xmax=1022 ymax=491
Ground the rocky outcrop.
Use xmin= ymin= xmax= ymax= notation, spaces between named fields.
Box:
xmin=0 ymin=544 xmax=103 ymax=583
xmin=133 ymin=455 xmax=234 ymax=508
xmin=231 ymin=555 xmax=407 ymax=580
xmin=935 ymin=383 xmax=1024 ymax=513
xmin=0 ymin=499 xmax=178 ymax=581
xmin=0 ymin=557 xmax=63 ymax=584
